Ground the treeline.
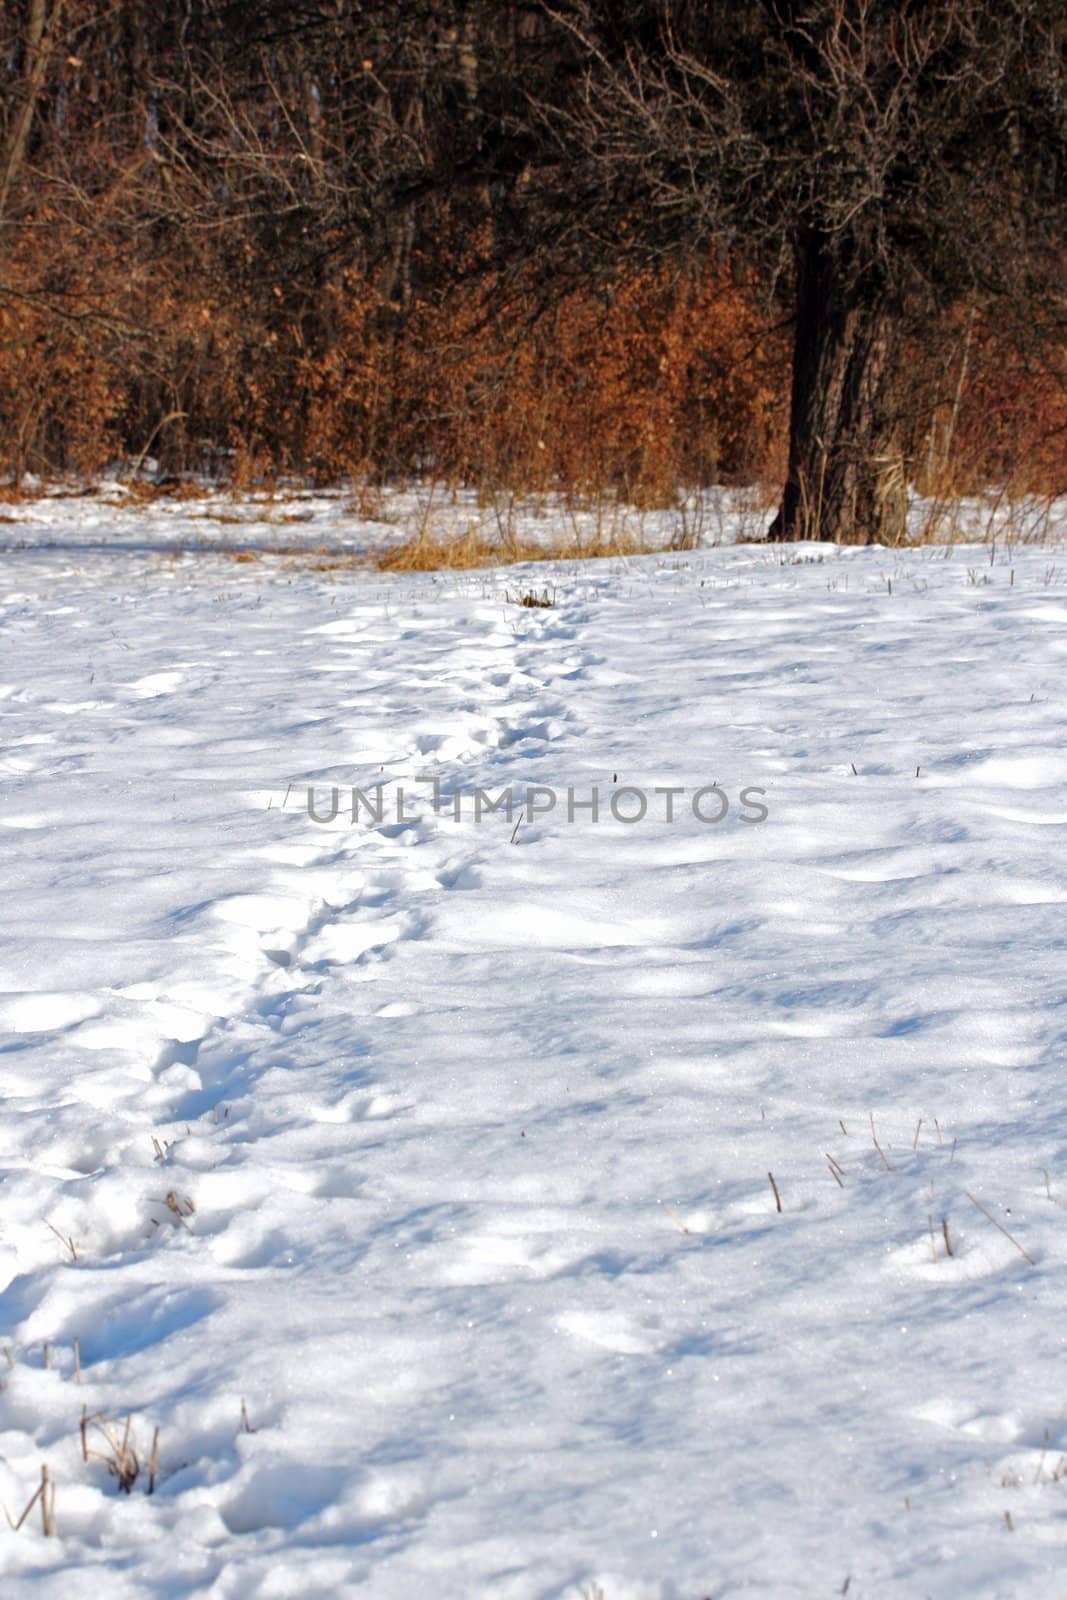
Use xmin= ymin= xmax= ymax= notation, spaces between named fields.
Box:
xmin=1 ymin=2 xmax=1065 ymax=518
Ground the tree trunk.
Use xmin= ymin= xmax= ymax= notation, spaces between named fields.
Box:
xmin=769 ymin=229 xmax=907 ymax=545
xmin=0 ymin=0 xmax=61 ymax=232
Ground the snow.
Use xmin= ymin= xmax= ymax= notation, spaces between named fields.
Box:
xmin=1 ymin=494 xmax=1067 ymax=1597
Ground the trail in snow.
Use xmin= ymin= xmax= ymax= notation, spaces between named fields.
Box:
xmin=0 ymin=519 xmax=1066 ymax=1597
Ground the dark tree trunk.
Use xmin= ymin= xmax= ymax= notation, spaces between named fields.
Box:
xmin=769 ymin=229 xmax=907 ymax=545
xmin=0 ymin=0 xmax=55 ymax=233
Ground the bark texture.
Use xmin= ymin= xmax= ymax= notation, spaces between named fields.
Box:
xmin=769 ymin=231 xmax=906 ymax=544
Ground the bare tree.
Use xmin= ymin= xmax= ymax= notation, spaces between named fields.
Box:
xmin=495 ymin=0 xmax=1067 ymax=543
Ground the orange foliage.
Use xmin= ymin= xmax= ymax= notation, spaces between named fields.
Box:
xmin=0 ymin=220 xmax=789 ymax=498
xmin=951 ymin=326 xmax=1067 ymax=496
xmin=1 ymin=220 xmax=1065 ymax=502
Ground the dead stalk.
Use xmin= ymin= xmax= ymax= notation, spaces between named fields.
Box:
xmin=82 ymin=1412 xmax=142 ymax=1492
xmin=869 ymin=1112 xmax=893 ymax=1171
xmin=659 ymin=1201 xmax=690 ymax=1234
xmin=41 ymin=1467 xmax=55 ymax=1537
xmin=46 ymin=1223 xmax=77 ymax=1262
xmin=6 ymin=1463 xmax=54 ymax=1536
xmin=7 ymin=1481 xmax=41 ymax=1533
xmin=964 ymin=1191 xmax=1035 ymax=1265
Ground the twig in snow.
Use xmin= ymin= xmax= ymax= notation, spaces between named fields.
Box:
xmin=41 ymin=1468 xmax=55 ymax=1537
xmin=46 ymin=1223 xmax=77 ymax=1262
xmin=154 ymin=1191 xmax=196 ymax=1229
xmin=6 ymin=1465 xmax=55 ymax=1536
xmin=768 ymin=1171 xmax=782 ymax=1213
xmin=659 ymin=1202 xmax=690 ymax=1234
xmin=964 ymin=1191 xmax=1035 ymax=1265
xmin=869 ymin=1113 xmax=893 ymax=1171
xmin=6 ymin=1481 xmax=41 ymax=1533
xmin=82 ymin=1412 xmax=141 ymax=1492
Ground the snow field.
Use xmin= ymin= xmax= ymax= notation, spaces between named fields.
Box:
xmin=0 ymin=511 xmax=1066 ymax=1596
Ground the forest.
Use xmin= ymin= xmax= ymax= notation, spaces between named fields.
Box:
xmin=2 ymin=1 xmax=1066 ymax=541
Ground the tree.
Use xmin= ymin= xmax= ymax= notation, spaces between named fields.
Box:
xmin=2 ymin=1 xmax=1063 ymax=503
xmin=0 ymin=0 xmax=65 ymax=237
xmin=487 ymin=0 xmax=1067 ymax=543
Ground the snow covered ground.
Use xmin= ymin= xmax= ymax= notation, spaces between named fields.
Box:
xmin=1 ymin=495 xmax=1067 ymax=1598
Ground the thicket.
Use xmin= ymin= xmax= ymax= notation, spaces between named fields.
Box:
xmin=2 ymin=2 xmax=1065 ymax=514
